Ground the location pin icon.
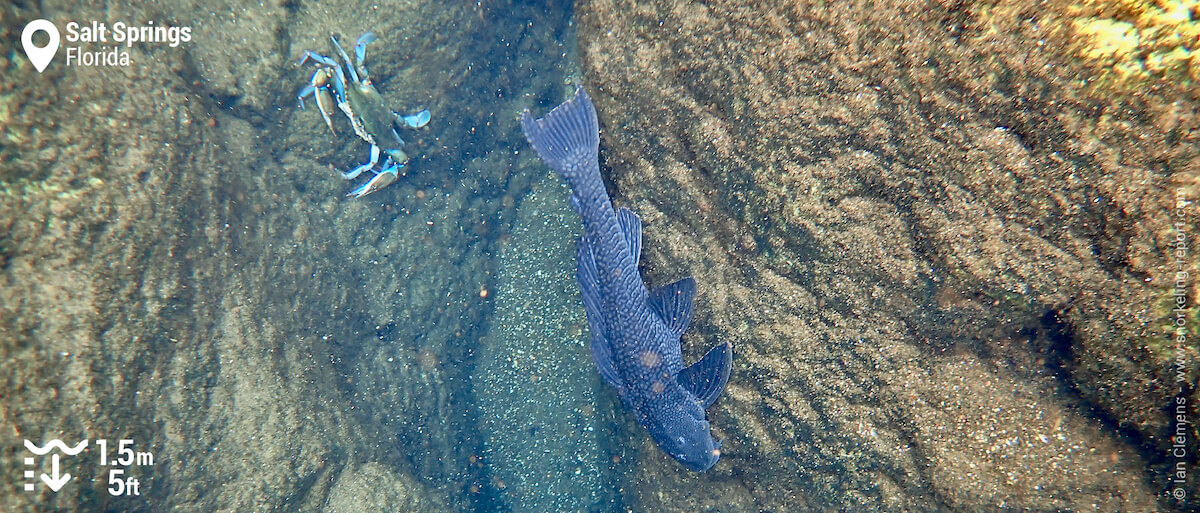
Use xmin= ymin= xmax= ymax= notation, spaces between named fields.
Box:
xmin=21 ymin=19 xmax=60 ymax=73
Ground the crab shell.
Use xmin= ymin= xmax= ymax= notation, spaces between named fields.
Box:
xmin=342 ymin=80 xmax=405 ymax=153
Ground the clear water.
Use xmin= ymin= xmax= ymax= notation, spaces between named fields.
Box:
xmin=2 ymin=1 xmax=1195 ymax=512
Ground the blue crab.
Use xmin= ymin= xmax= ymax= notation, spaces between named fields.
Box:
xmin=298 ymin=32 xmax=431 ymax=198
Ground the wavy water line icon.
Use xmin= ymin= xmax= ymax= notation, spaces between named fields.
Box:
xmin=24 ymin=439 xmax=88 ymax=456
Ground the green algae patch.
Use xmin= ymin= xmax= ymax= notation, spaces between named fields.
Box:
xmin=1070 ymin=0 xmax=1200 ymax=89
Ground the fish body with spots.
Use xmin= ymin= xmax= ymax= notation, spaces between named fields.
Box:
xmin=521 ymin=86 xmax=733 ymax=472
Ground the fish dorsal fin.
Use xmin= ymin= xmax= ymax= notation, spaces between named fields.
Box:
xmin=677 ymin=342 xmax=733 ymax=409
xmin=617 ymin=208 xmax=641 ymax=266
xmin=648 ymin=277 xmax=695 ymax=338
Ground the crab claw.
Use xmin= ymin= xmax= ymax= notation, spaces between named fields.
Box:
xmin=401 ymin=109 xmax=431 ymax=129
xmin=298 ymin=69 xmax=338 ymax=135
xmin=385 ymin=147 xmax=409 ymax=164
xmin=346 ymin=162 xmax=401 ymax=198
xmin=355 ymin=32 xmax=377 ymax=64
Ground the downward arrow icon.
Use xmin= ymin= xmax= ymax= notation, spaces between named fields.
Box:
xmin=40 ymin=454 xmax=70 ymax=492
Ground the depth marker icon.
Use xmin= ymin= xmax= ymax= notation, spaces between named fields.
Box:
xmin=23 ymin=439 xmax=87 ymax=492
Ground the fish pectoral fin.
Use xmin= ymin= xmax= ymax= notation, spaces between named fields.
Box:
xmin=648 ymin=277 xmax=696 ymax=338
xmin=577 ymin=234 xmax=606 ymax=334
xmin=617 ymin=207 xmax=642 ymax=266
xmin=677 ymin=342 xmax=733 ymax=409
xmin=578 ymin=232 xmax=626 ymax=392
xmin=577 ymin=233 xmax=623 ymax=392
xmin=589 ymin=333 xmax=624 ymax=390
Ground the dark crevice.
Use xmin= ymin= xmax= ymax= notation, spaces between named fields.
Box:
xmin=1037 ymin=306 xmax=1191 ymax=511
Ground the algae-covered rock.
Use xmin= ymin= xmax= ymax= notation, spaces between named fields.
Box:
xmin=324 ymin=462 xmax=442 ymax=513
xmin=577 ymin=0 xmax=1196 ymax=510
xmin=1067 ymin=0 xmax=1200 ymax=89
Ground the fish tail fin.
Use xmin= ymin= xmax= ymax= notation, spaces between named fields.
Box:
xmin=520 ymin=85 xmax=599 ymax=186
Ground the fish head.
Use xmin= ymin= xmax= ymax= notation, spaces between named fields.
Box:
xmin=648 ymin=393 xmax=722 ymax=472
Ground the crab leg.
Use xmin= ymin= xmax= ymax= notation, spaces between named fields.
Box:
xmin=297 ymin=50 xmax=337 ymax=68
xmin=346 ymin=160 xmax=401 ymax=199
xmin=297 ymin=84 xmax=316 ymax=109
xmin=343 ymin=144 xmax=380 ymax=180
xmin=329 ymin=35 xmax=361 ymax=84
xmin=298 ymin=50 xmax=347 ymax=104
